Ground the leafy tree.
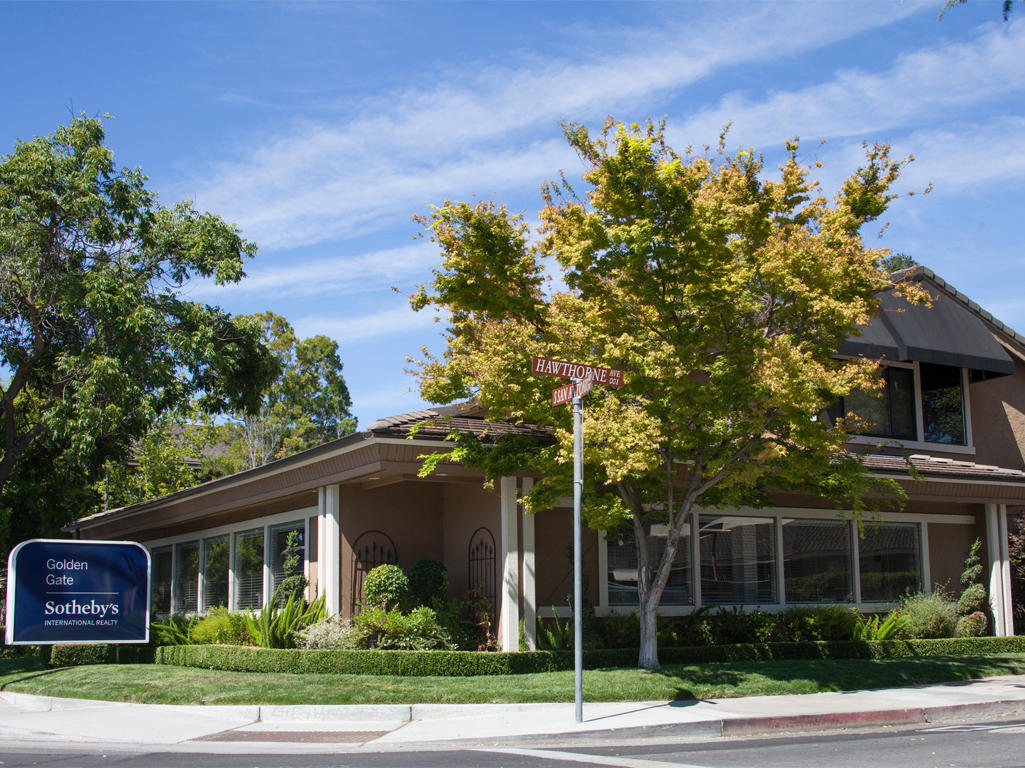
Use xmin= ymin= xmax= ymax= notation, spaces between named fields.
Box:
xmin=410 ymin=119 xmax=915 ymax=669
xmin=98 ymin=405 xmax=217 ymax=511
xmin=221 ymin=312 xmax=355 ymax=471
xmin=0 ymin=116 xmax=278 ymax=547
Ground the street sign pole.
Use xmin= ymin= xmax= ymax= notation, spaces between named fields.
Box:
xmin=530 ymin=356 xmax=625 ymax=725
xmin=572 ymin=380 xmax=584 ymax=724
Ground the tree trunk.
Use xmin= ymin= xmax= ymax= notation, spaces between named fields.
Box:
xmin=637 ymin=593 xmax=661 ymax=669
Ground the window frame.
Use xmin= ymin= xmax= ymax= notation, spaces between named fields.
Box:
xmin=144 ymin=506 xmax=314 ymax=615
xmin=834 ymin=360 xmax=975 ymax=455
xmin=596 ymin=505 xmax=970 ymax=616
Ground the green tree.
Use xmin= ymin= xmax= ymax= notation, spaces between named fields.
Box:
xmin=99 ymin=405 xmax=217 ymax=511
xmin=0 ymin=116 xmax=277 ymax=547
xmin=411 ymin=119 xmax=915 ymax=669
xmin=224 ymin=311 xmax=355 ymax=471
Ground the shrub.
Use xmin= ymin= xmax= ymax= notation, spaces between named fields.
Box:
xmin=244 ymin=593 xmax=327 ymax=649
xmin=955 ymin=611 xmax=988 ymax=637
xmin=155 ymin=635 xmax=1025 ymax=676
xmin=598 ymin=612 xmax=639 ymax=649
xmin=409 ymin=559 xmax=448 ymax=607
xmin=957 ymin=582 xmax=988 ymax=617
xmin=151 ymin=614 xmax=197 ymax=645
xmin=190 ymin=608 xmax=253 ymax=646
xmin=362 ymin=564 xmax=409 ymax=611
xmin=295 ymin=615 xmax=361 ymax=650
xmin=853 ymin=609 xmax=907 ymax=641
xmin=352 ymin=605 xmax=453 ymax=650
xmin=536 ymin=610 xmax=573 ymax=651
xmin=898 ymin=589 xmax=957 ymax=639
xmin=49 ymin=644 xmax=154 ymax=666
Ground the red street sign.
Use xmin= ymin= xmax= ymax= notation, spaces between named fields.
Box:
xmin=551 ymin=378 xmax=594 ymax=406
xmin=531 ymin=356 xmax=625 ymax=389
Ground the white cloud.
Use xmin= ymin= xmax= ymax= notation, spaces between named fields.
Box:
xmin=291 ymin=304 xmax=443 ymax=345
xmin=177 ymin=2 xmax=925 ymax=252
xmin=669 ymin=19 xmax=1025 ymax=150
xmin=190 ymin=242 xmax=439 ymax=300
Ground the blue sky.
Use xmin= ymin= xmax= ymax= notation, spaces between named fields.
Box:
xmin=3 ymin=1 xmax=1023 ymax=428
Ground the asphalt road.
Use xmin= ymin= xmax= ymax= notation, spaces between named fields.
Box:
xmin=2 ymin=716 xmax=1025 ymax=768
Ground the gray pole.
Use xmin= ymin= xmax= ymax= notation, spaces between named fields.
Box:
xmin=573 ymin=380 xmax=583 ymax=723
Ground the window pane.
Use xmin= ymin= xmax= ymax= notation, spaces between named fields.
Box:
xmin=887 ymin=367 xmax=916 ymax=440
xmin=859 ymin=522 xmax=921 ymax=601
xmin=151 ymin=547 xmax=172 ymax=615
xmin=202 ymin=535 xmax=229 ymax=610
xmin=607 ymin=525 xmax=691 ymax=605
xmin=920 ymin=363 xmax=965 ymax=445
xmin=699 ymin=515 xmax=776 ymax=604
xmin=234 ymin=529 xmax=265 ymax=610
xmin=270 ymin=522 xmax=305 ymax=602
xmin=783 ymin=520 xmax=852 ymax=603
xmin=174 ymin=541 xmax=199 ymax=613
xmin=841 ymin=367 xmax=915 ymax=440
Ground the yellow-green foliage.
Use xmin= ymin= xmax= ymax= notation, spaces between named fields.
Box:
xmin=410 ymin=118 xmax=921 ymax=667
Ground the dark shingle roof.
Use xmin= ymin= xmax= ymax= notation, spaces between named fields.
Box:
xmin=368 ymin=406 xmax=551 ymax=442
xmin=862 ymin=453 xmax=1025 ymax=483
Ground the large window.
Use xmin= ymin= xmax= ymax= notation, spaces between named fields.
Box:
xmin=269 ymin=522 xmax=305 ymax=601
xmin=782 ymin=519 xmax=852 ymax=603
xmin=607 ymin=526 xmax=691 ymax=605
xmin=151 ymin=546 xmax=172 ymax=615
xmin=827 ymin=363 xmax=966 ymax=445
xmin=700 ymin=515 xmax=776 ymax=605
xmin=859 ymin=522 xmax=921 ymax=601
xmin=174 ymin=541 xmax=199 ymax=613
xmin=234 ymin=528 xmax=265 ymax=610
xmin=920 ymin=363 xmax=966 ymax=445
xmin=829 ymin=367 xmax=915 ymax=440
xmin=202 ymin=535 xmax=229 ymax=610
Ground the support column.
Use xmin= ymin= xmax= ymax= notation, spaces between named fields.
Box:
xmin=500 ymin=476 xmax=520 ymax=652
xmin=986 ymin=503 xmax=1009 ymax=636
xmin=1000 ymin=505 xmax=1014 ymax=636
xmin=322 ymin=484 xmax=342 ymax=617
xmin=521 ymin=477 xmax=537 ymax=651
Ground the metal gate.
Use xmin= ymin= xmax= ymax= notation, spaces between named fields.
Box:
xmin=349 ymin=530 xmax=398 ymax=614
xmin=467 ymin=526 xmax=497 ymax=620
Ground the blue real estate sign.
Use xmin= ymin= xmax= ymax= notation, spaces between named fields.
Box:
xmin=5 ymin=540 xmax=150 ymax=645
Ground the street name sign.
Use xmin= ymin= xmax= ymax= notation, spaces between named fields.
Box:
xmin=5 ymin=539 xmax=150 ymax=645
xmin=531 ymin=356 xmax=625 ymax=389
xmin=551 ymin=378 xmax=594 ymax=406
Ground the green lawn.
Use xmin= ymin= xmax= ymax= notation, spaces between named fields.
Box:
xmin=2 ymin=655 xmax=1025 ymax=706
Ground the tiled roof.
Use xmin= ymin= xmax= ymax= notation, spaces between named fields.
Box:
xmin=862 ymin=452 xmax=1025 ymax=483
xmin=368 ymin=406 xmax=552 ymax=442
xmin=892 ymin=265 xmax=1025 ymax=350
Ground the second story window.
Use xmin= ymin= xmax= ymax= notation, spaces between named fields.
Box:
xmin=827 ymin=362 xmax=967 ymax=447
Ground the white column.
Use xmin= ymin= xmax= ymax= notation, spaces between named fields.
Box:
xmin=691 ymin=510 xmax=702 ymax=608
xmin=263 ymin=524 xmax=273 ymax=607
xmin=323 ymin=484 xmax=342 ymax=616
xmin=986 ymin=503 xmax=1007 ymax=636
xmin=1000 ymin=505 xmax=1014 ymax=636
xmin=227 ymin=535 xmax=237 ymax=610
xmin=316 ymin=488 xmax=326 ymax=600
xmin=500 ymin=475 xmax=520 ymax=652
xmin=521 ymin=477 xmax=537 ymax=651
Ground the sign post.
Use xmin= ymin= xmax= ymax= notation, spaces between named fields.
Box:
xmin=5 ymin=539 xmax=151 ymax=645
xmin=532 ymin=356 xmax=625 ymax=723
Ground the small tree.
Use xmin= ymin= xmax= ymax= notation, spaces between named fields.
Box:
xmin=411 ymin=119 xmax=916 ymax=669
xmin=957 ymin=537 xmax=989 ymax=618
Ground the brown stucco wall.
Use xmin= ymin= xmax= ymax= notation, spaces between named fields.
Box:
xmin=338 ymin=480 xmax=445 ymax=617
xmin=928 ymin=520 xmax=979 ymax=592
xmin=969 ymin=356 xmax=1025 ymax=471
xmin=534 ymin=507 xmax=600 ymax=607
xmin=440 ymin=483 xmax=501 ymax=597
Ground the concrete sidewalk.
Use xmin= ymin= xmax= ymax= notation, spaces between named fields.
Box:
xmin=1 ymin=675 xmax=1025 ymax=754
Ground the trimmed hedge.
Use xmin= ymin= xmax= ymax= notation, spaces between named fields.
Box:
xmin=155 ymin=635 xmax=1025 ymax=676
xmin=49 ymin=644 xmax=155 ymax=667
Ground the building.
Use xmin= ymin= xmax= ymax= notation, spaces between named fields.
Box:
xmin=68 ymin=267 xmax=1025 ymax=649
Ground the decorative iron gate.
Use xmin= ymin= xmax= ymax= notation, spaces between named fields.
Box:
xmin=349 ymin=530 xmax=398 ymax=614
xmin=467 ymin=526 xmax=497 ymax=620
